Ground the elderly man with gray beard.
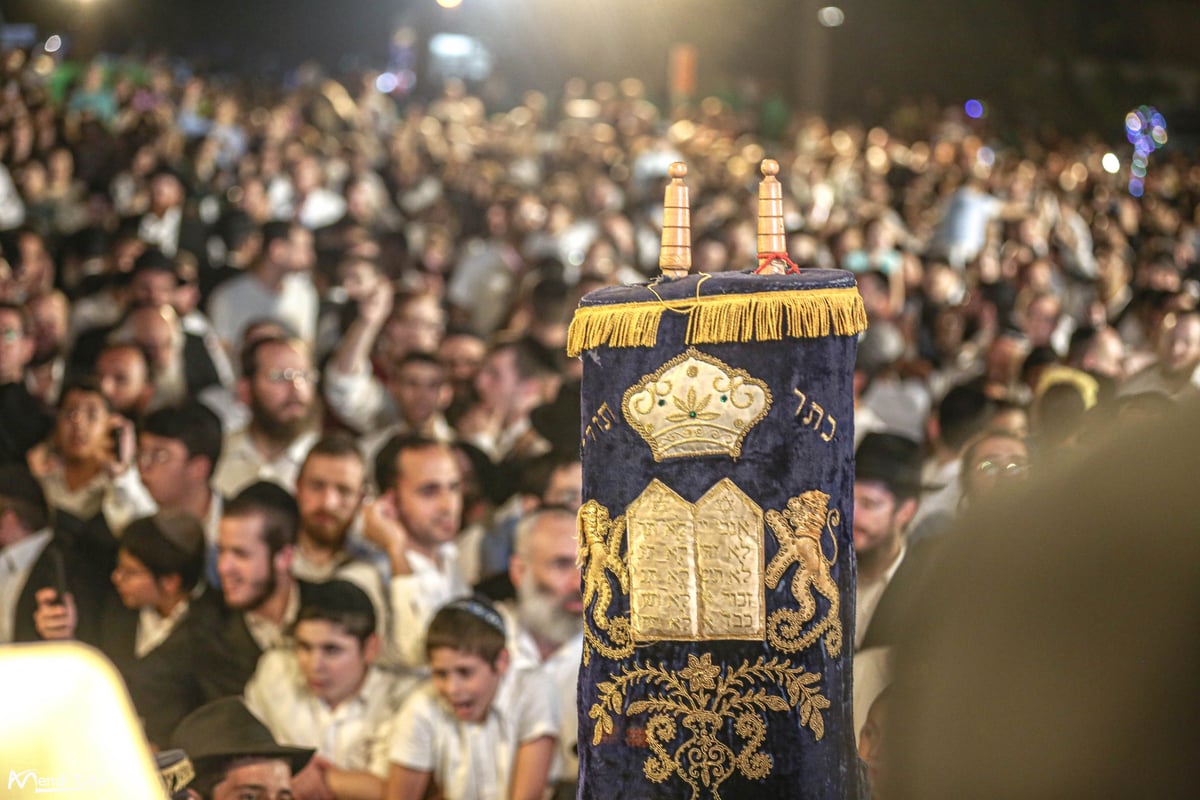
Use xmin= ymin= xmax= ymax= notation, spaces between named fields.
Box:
xmin=499 ymin=506 xmax=584 ymax=800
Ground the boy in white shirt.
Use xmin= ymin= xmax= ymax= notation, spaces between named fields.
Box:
xmin=385 ymin=597 xmax=558 ymax=800
xmin=245 ymin=579 xmax=412 ymax=800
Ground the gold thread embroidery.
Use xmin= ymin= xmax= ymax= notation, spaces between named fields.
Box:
xmin=565 ymin=286 xmax=869 ymax=357
xmin=626 ymin=479 xmax=766 ymax=642
xmin=578 ymin=500 xmax=634 ymax=665
xmin=764 ymin=492 xmax=843 ymax=656
xmin=589 ymin=654 xmax=830 ymax=800
xmin=623 ymin=349 xmax=772 ymax=462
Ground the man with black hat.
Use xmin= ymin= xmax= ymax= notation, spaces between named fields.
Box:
xmin=171 ymin=696 xmax=315 ymax=800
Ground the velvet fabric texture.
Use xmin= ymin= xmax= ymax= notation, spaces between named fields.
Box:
xmin=576 ymin=270 xmax=862 ymax=799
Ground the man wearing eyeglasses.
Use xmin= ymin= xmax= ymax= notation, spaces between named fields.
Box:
xmin=212 ymin=336 xmax=320 ymax=498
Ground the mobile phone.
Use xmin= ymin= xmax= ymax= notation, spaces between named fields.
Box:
xmin=46 ymin=547 xmax=68 ymax=606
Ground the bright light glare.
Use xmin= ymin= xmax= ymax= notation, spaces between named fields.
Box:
xmin=375 ymin=72 xmax=399 ymax=93
xmin=1101 ymin=153 xmax=1120 ymax=174
xmin=437 ymin=0 xmax=463 ymax=8
xmin=817 ymin=6 xmax=845 ymax=27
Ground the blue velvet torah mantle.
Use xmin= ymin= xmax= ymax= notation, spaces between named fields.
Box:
xmin=571 ymin=269 xmax=865 ymax=800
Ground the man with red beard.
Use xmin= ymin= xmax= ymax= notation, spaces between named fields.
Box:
xmin=503 ymin=507 xmax=584 ymax=798
xmin=291 ymin=433 xmax=390 ymax=652
xmin=212 ymin=336 xmax=320 ymax=498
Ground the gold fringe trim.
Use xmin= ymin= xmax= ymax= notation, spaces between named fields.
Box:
xmin=566 ymin=287 xmax=867 ymax=356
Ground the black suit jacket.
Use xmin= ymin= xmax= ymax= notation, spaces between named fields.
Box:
xmin=192 ymin=578 xmax=320 ymax=703
xmin=12 ymin=535 xmax=111 ymax=647
xmin=96 ymin=586 xmax=222 ymax=747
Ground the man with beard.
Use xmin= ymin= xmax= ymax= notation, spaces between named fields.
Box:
xmin=363 ymin=434 xmax=467 ymax=675
xmin=197 ymin=480 xmax=318 ymax=700
xmin=291 ymin=433 xmax=390 ymax=648
xmin=212 ymin=336 xmax=320 ymax=498
xmin=503 ymin=507 xmax=584 ymax=798
xmin=95 ymin=341 xmax=155 ymax=421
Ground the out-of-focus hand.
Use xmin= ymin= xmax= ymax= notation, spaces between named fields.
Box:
xmin=358 ymin=281 xmax=393 ymax=329
xmin=290 ymin=756 xmax=335 ymax=800
xmin=33 ymin=587 xmax=77 ymax=641
xmin=26 ymin=442 xmax=60 ymax=480
xmin=105 ymin=414 xmax=137 ymax=477
xmin=363 ymin=494 xmax=408 ymax=555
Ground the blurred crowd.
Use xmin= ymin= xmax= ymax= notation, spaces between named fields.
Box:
xmin=0 ymin=40 xmax=1198 ymax=800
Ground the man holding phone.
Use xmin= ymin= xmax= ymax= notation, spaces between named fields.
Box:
xmin=0 ymin=463 xmax=106 ymax=644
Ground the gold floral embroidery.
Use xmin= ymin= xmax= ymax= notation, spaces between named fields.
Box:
xmin=578 ymin=500 xmax=634 ymax=665
xmin=589 ymin=654 xmax=830 ymax=800
xmin=764 ymin=491 xmax=843 ymax=656
xmin=622 ymin=349 xmax=772 ymax=461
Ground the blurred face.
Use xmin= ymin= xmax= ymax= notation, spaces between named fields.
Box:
xmin=429 ymin=647 xmax=507 ymax=724
xmin=217 ymin=514 xmax=280 ymax=611
xmin=248 ymin=342 xmax=316 ymax=440
xmin=294 ymin=619 xmax=373 ymax=708
xmin=542 ymin=462 xmax=583 ymax=509
xmin=389 ymin=361 xmax=448 ymax=428
xmin=137 ymin=432 xmax=195 ymax=508
xmin=295 ymin=453 xmax=365 ymax=549
xmin=110 ymin=550 xmax=162 ymax=610
xmin=392 ymin=445 xmax=462 ymax=557
xmin=386 ymin=296 xmax=444 ymax=356
xmin=150 ymin=174 xmax=183 ymax=212
xmin=129 ymin=269 xmax=177 ymax=308
xmin=129 ymin=307 xmax=178 ymax=373
xmin=514 ymin=514 xmax=583 ymax=646
xmin=474 ymin=348 xmax=521 ymax=414
xmin=212 ymin=759 xmax=293 ymax=800
xmin=438 ymin=334 xmax=486 ymax=389
xmin=852 ymin=481 xmax=908 ymax=558
xmin=1159 ymin=314 xmax=1200 ymax=376
xmin=1023 ymin=296 xmax=1060 ymax=347
xmin=97 ymin=347 xmax=151 ymax=416
xmin=288 ymin=227 xmax=315 ymax=272
xmin=56 ymin=389 xmax=110 ymax=461
xmin=27 ymin=295 xmax=67 ymax=359
xmin=0 ymin=308 xmax=32 ymax=383
xmin=1083 ymin=328 xmax=1126 ymax=382
xmin=963 ymin=435 xmax=1029 ymax=503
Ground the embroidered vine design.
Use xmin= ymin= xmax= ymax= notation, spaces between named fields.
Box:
xmin=589 ymin=653 xmax=829 ymax=800
xmin=764 ymin=490 xmax=843 ymax=656
xmin=578 ymin=499 xmax=634 ymax=665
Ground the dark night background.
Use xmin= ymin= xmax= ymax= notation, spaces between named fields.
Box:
xmin=4 ymin=0 xmax=1200 ymax=138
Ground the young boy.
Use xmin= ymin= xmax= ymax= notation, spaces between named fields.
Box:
xmin=385 ymin=597 xmax=558 ymax=800
xmin=244 ymin=579 xmax=411 ymax=800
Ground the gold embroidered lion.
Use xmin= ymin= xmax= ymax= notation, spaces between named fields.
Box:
xmin=578 ymin=499 xmax=634 ymax=664
xmin=763 ymin=491 xmax=843 ymax=656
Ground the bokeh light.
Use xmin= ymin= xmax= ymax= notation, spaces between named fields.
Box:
xmin=1101 ymin=153 xmax=1120 ymax=174
xmin=817 ymin=7 xmax=845 ymax=27
xmin=964 ymin=99 xmax=985 ymax=119
xmin=44 ymin=35 xmax=62 ymax=54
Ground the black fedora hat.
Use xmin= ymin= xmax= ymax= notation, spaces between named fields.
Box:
xmin=171 ymin=698 xmax=313 ymax=787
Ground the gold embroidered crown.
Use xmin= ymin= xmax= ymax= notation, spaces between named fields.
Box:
xmin=622 ymin=348 xmax=772 ymax=461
